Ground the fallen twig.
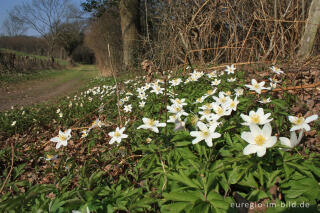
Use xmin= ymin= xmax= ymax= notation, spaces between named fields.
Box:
xmin=0 ymin=142 xmax=14 ymax=194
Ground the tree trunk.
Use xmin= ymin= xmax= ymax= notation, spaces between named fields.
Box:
xmin=297 ymin=0 xmax=320 ymax=60
xmin=119 ymin=0 xmax=140 ymax=68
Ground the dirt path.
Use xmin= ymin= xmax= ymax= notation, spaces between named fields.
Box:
xmin=0 ymin=65 xmax=97 ymax=111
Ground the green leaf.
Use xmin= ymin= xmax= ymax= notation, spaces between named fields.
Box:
xmin=238 ymin=173 xmax=258 ymax=189
xmin=175 ymin=141 xmax=191 ymax=147
xmin=161 ymin=202 xmax=191 ymax=213
xmin=247 ymin=190 xmax=269 ymax=201
xmin=163 ymin=191 xmax=203 ymax=202
xmin=191 ymin=201 xmax=210 ymax=213
xmin=167 ymin=172 xmax=201 ymax=189
xmin=281 ymin=177 xmax=320 ymax=201
xmin=129 ymin=197 xmax=154 ymax=209
xmin=228 ymin=167 xmax=245 ymax=185
xmin=171 ymin=131 xmax=191 ymax=142
xmin=207 ymin=191 xmax=229 ymax=210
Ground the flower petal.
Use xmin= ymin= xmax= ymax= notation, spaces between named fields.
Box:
xmin=280 ymin=137 xmax=292 ymax=148
xmin=256 ymin=147 xmax=266 ymax=157
xmin=197 ymin=121 xmax=207 ymax=131
xmin=265 ymin=136 xmax=277 ymax=148
xmin=50 ymin=137 xmax=60 ymax=143
xmin=243 ymin=144 xmax=257 ymax=155
xmin=241 ymin=132 xmax=254 ymax=144
xmin=305 ymin=114 xmax=318 ymax=123
xmin=262 ymin=123 xmax=272 ymax=137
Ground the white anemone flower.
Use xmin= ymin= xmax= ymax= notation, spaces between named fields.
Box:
xmin=241 ymin=123 xmax=277 ymax=157
xmin=240 ymin=108 xmax=273 ymax=126
xmin=234 ymin=88 xmax=244 ymax=97
xmin=225 ymin=64 xmax=236 ymax=74
xmin=11 ymin=121 xmax=16 ymax=126
xmin=108 ymin=127 xmax=128 ymax=144
xmin=139 ymin=101 xmax=146 ymax=108
xmin=81 ymin=129 xmax=90 ymax=138
xmin=170 ymin=78 xmax=182 ymax=86
xmin=195 ymin=96 xmax=207 ymax=104
xmin=211 ymin=79 xmax=221 ymax=86
xmin=224 ymin=97 xmax=239 ymax=111
xmin=227 ymin=77 xmax=237 ymax=82
xmin=270 ymin=66 xmax=284 ymax=75
xmin=199 ymin=103 xmax=213 ymax=110
xmin=151 ymin=85 xmax=164 ymax=95
xmin=212 ymin=104 xmax=232 ymax=118
xmin=137 ymin=118 xmax=166 ymax=133
xmin=41 ymin=154 xmax=58 ymax=161
xmin=258 ymin=97 xmax=271 ymax=104
xmin=207 ymin=71 xmax=217 ymax=78
xmin=170 ymin=98 xmax=187 ymax=107
xmin=91 ymin=118 xmax=105 ymax=129
xmin=279 ymin=131 xmax=304 ymax=149
xmin=167 ymin=114 xmax=180 ymax=123
xmin=167 ymin=105 xmax=188 ymax=117
xmin=213 ymin=92 xmax=231 ymax=105
xmin=50 ymin=129 xmax=72 ymax=149
xmin=123 ymin=104 xmax=132 ymax=112
xmin=138 ymin=92 xmax=148 ymax=100
xmin=288 ymin=114 xmax=318 ymax=131
xmin=190 ymin=121 xmax=221 ymax=147
xmin=245 ymin=79 xmax=268 ymax=94
xmin=270 ymin=82 xmax=277 ymax=89
xmin=199 ymin=109 xmax=214 ymax=121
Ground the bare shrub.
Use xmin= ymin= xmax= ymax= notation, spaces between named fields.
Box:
xmin=141 ymin=0 xmax=315 ymax=70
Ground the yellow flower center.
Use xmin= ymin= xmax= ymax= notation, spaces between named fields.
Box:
xmin=255 ymin=135 xmax=266 ymax=146
xmin=230 ymin=101 xmax=235 ymax=108
xmin=220 ymin=97 xmax=227 ymax=103
xmin=148 ymin=119 xmax=156 ymax=126
xmin=294 ymin=117 xmax=304 ymax=125
xmin=176 ymin=99 xmax=181 ymax=104
xmin=204 ymin=109 xmax=211 ymax=115
xmin=226 ymin=91 xmax=231 ymax=96
xmin=114 ymin=131 xmax=121 ymax=137
xmin=216 ymin=107 xmax=224 ymax=115
xmin=253 ymin=83 xmax=260 ymax=89
xmin=175 ymin=106 xmax=182 ymax=112
xmin=207 ymin=90 xmax=213 ymax=95
xmin=205 ymin=103 xmax=211 ymax=109
xmin=201 ymin=131 xmax=209 ymax=138
xmin=59 ymin=135 xmax=67 ymax=141
xmin=250 ymin=114 xmax=260 ymax=124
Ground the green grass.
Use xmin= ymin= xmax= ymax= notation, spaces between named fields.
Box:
xmin=0 ymin=48 xmax=67 ymax=66
xmin=0 ymin=65 xmax=97 ymax=87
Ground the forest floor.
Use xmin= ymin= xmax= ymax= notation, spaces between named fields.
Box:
xmin=0 ymin=65 xmax=98 ymax=111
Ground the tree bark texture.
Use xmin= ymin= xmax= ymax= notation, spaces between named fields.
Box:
xmin=298 ymin=0 xmax=320 ymax=59
xmin=119 ymin=0 xmax=140 ymax=68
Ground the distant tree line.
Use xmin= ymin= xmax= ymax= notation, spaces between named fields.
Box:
xmin=1 ymin=0 xmax=95 ymax=65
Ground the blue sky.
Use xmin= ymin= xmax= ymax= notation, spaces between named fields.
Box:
xmin=0 ymin=0 xmax=85 ymax=36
